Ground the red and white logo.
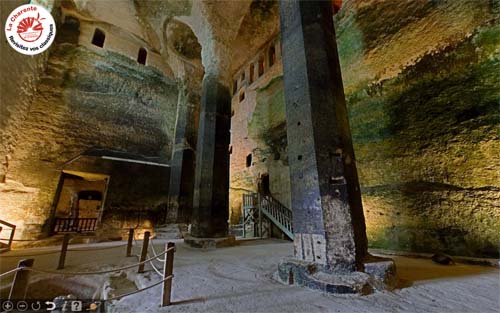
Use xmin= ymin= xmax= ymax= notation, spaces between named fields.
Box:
xmin=4 ymin=4 xmax=56 ymax=55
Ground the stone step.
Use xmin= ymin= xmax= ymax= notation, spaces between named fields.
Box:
xmin=229 ymin=224 xmax=243 ymax=237
xmin=153 ymin=224 xmax=187 ymax=239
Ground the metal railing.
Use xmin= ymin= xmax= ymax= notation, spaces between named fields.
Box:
xmin=242 ymin=193 xmax=257 ymax=209
xmin=0 ymin=219 xmax=16 ymax=252
xmin=260 ymin=194 xmax=294 ymax=240
xmin=53 ymin=218 xmax=98 ymax=233
xmin=242 ymin=193 xmax=261 ymax=238
xmin=242 ymin=192 xmax=294 ymax=240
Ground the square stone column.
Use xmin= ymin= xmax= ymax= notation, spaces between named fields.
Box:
xmin=167 ymin=146 xmax=196 ymax=223
xmin=278 ymin=0 xmax=395 ymax=293
xmin=166 ymin=87 xmax=196 ymax=223
xmin=188 ymin=74 xmax=233 ymax=243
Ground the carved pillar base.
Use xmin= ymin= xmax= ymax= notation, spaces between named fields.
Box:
xmin=278 ymin=255 xmax=396 ymax=294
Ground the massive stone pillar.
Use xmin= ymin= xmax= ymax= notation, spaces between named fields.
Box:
xmin=186 ymin=74 xmax=234 ymax=247
xmin=166 ymin=85 xmax=196 ymax=223
xmin=277 ymin=0 xmax=394 ymax=293
xmin=167 ymin=148 xmax=195 ymax=223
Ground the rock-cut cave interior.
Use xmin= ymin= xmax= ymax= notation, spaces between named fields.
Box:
xmin=0 ymin=0 xmax=499 ymax=312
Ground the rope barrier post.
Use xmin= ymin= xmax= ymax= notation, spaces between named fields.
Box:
xmin=138 ymin=231 xmax=150 ymax=273
xmin=57 ymin=234 xmax=71 ymax=270
xmin=9 ymin=258 xmax=34 ymax=300
xmin=161 ymin=242 xmax=175 ymax=307
xmin=126 ymin=228 xmax=134 ymax=257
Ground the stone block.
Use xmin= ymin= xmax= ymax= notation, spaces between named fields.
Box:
xmin=278 ymin=258 xmax=372 ymax=295
xmin=363 ymin=254 xmax=397 ymax=290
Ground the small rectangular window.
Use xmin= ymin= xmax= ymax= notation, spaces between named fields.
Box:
xmin=249 ymin=64 xmax=254 ymax=84
xmin=246 ymin=154 xmax=252 ymax=167
xmin=258 ymin=55 xmax=264 ymax=76
xmin=137 ymin=47 xmax=147 ymax=65
xmin=269 ymin=45 xmax=276 ymax=67
xmin=91 ymin=28 xmax=105 ymax=47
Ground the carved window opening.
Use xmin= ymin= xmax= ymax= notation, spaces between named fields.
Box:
xmin=78 ymin=190 xmax=103 ymax=201
xmin=269 ymin=45 xmax=276 ymax=67
xmin=258 ymin=55 xmax=265 ymax=76
xmin=137 ymin=48 xmax=147 ymax=65
xmin=249 ymin=63 xmax=255 ymax=84
xmin=91 ymin=28 xmax=105 ymax=47
xmin=246 ymin=154 xmax=252 ymax=167
xmin=260 ymin=173 xmax=270 ymax=194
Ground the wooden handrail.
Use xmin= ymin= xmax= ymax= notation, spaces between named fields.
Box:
xmin=53 ymin=217 xmax=98 ymax=233
xmin=242 ymin=192 xmax=294 ymax=240
xmin=0 ymin=219 xmax=16 ymax=252
xmin=259 ymin=193 xmax=294 ymax=240
xmin=0 ymin=219 xmax=16 ymax=229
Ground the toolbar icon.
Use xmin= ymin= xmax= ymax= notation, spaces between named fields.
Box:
xmin=71 ymin=301 xmax=82 ymax=312
xmin=16 ymin=301 xmax=28 ymax=311
xmin=45 ymin=301 xmax=56 ymax=310
xmin=31 ymin=301 xmax=42 ymax=311
xmin=89 ymin=301 xmax=101 ymax=311
xmin=2 ymin=301 xmax=13 ymax=311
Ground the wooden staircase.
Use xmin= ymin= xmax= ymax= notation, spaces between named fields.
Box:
xmin=242 ymin=192 xmax=293 ymax=240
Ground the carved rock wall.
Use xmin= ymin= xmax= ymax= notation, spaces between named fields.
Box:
xmin=229 ymin=0 xmax=499 ymax=257
xmin=0 ymin=9 xmax=178 ymax=238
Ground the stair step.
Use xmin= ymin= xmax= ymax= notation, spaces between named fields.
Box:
xmin=153 ymin=224 xmax=186 ymax=239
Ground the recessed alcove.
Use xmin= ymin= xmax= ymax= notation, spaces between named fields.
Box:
xmin=91 ymin=28 xmax=106 ymax=47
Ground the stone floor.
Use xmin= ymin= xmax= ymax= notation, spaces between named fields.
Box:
xmin=0 ymin=239 xmax=498 ymax=312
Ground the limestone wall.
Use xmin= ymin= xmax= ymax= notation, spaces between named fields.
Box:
xmin=0 ymin=0 xmax=49 ymax=182
xmin=0 ymin=9 xmax=178 ymax=239
xmin=77 ymin=21 xmax=173 ymax=78
xmin=229 ymin=37 xmax=288 ymax=224
xmin=229 ymin=0 xmax=499 ymax=257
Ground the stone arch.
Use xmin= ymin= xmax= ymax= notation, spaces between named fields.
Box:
xmin=165 ymin=19 xmax=202 ymax=62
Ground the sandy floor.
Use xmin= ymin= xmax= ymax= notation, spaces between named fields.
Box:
xmin=1 ymin=239 xmax=499 ymax=313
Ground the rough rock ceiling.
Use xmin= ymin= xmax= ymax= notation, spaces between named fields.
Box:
xmin=231 ymin=0 xmax=280 ymax=73
xmin=64 ymin=0 xmax=286 ymax=83
xmin=62 ymin=0 xmax=145 ymax=41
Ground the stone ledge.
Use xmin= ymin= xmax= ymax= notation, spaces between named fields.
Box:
xmin=278 ymin=256 xmax=397 ymax=294
xmin=364 ymin=254 xmax=397 ymax=290
xmin=184 ymin=234 xmax=236 ymax=249
xmin=278 ymin=258 xmax=372 ymax=294
xmin=370 ymin=248 xmax=500 ymax=268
